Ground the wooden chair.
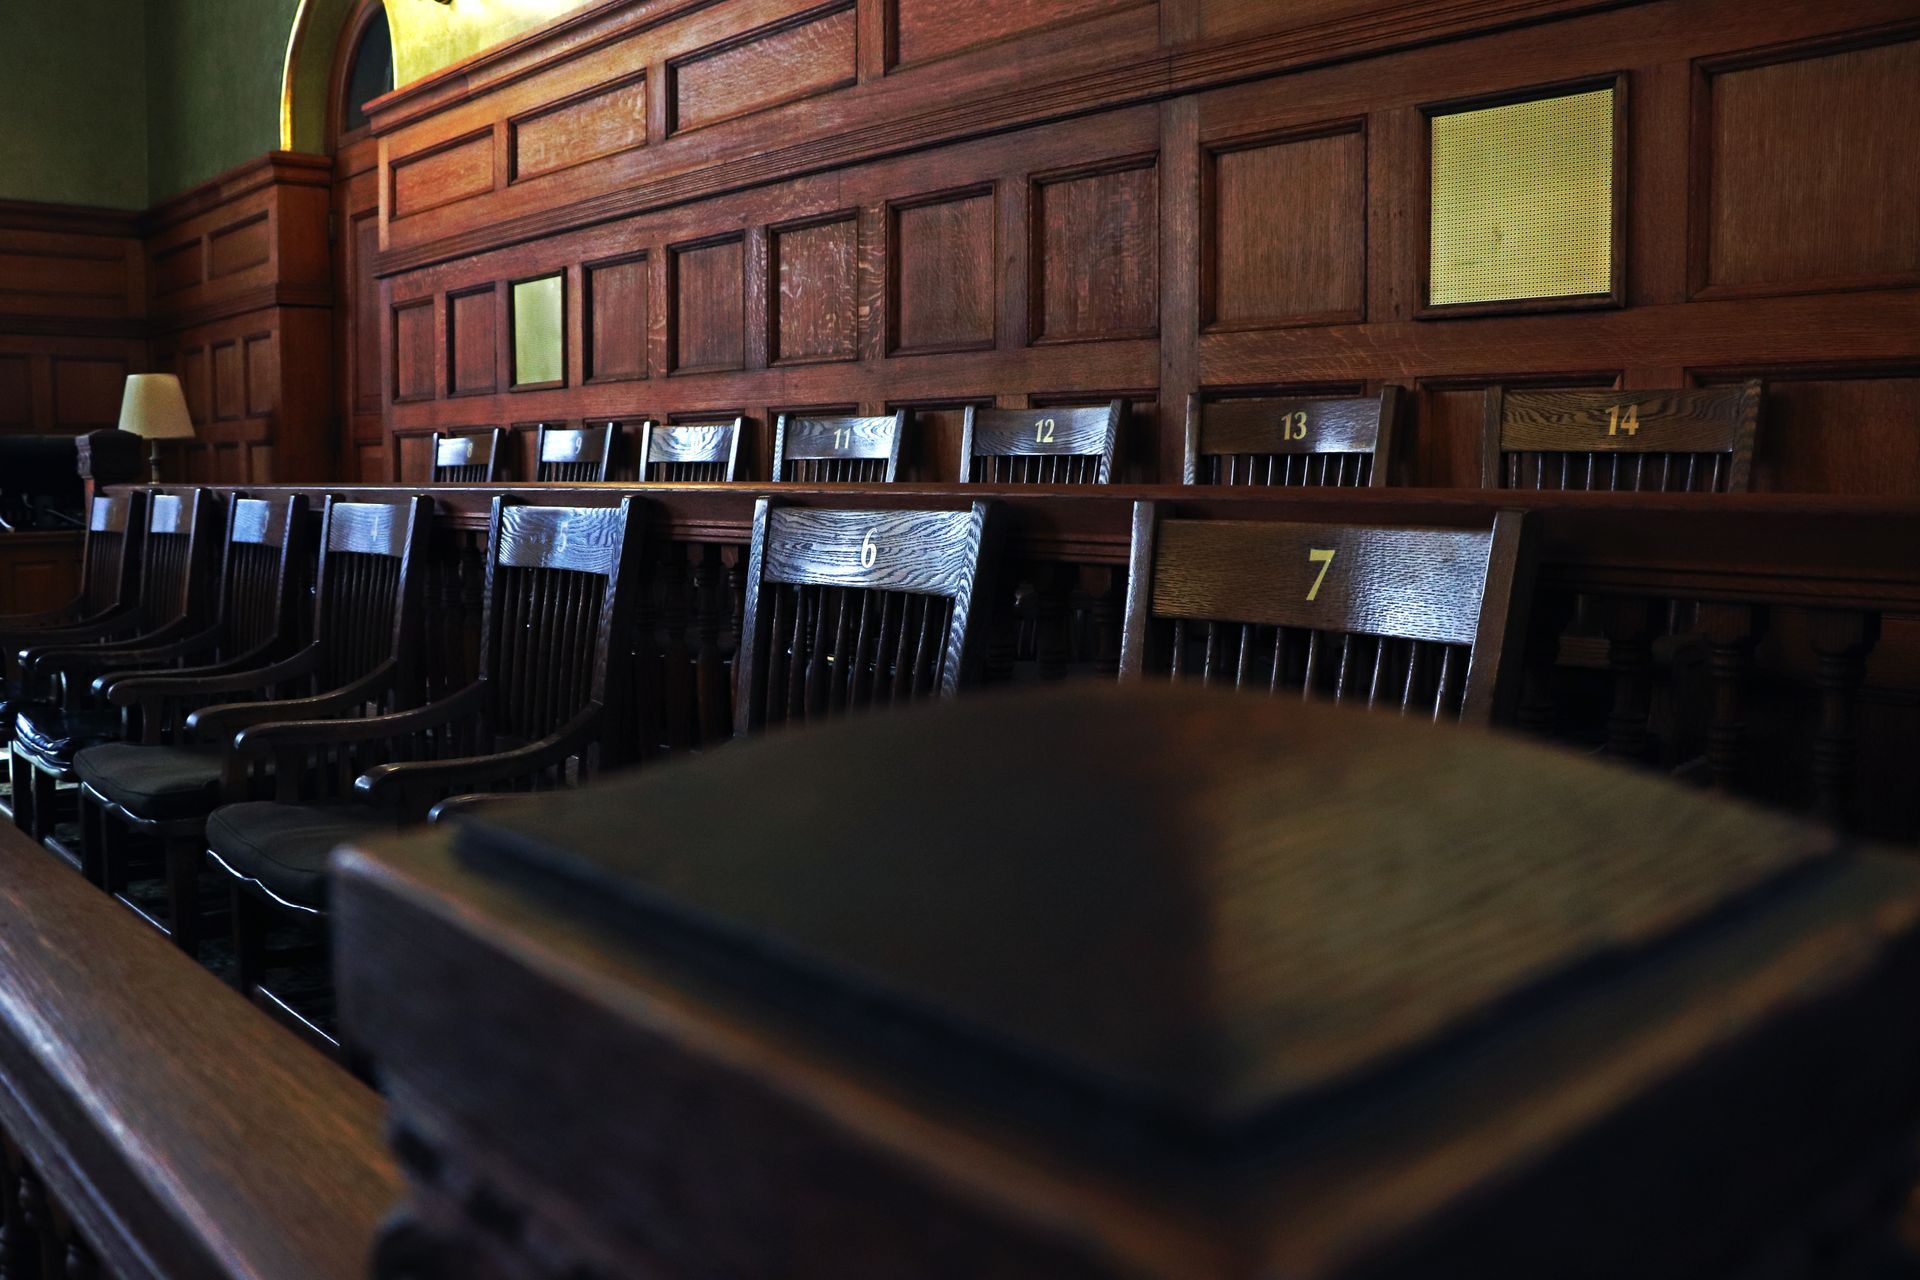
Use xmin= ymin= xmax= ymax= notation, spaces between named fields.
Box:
xmin=1118 ymin=503 xmax=1531 ymax=726
xmin=431 ymin=428 xmax=506 ymax=484
xmin=734 ymin=498 xmax=997 ymax=736
xmin=1481 ymin=381 xmax=1762 ymax=492
xmin=772 ymin=412 xmax=905 ymax=483
xmin=637 ymin=418 xmax=743 ymax=482
xmin=1183 ymin=389 xmax=1400 ymax=486
xmin=535 ymin=422 xmax=616 ymax=483
xmin=75 ymin=496 xmax=432 ymax=954
xmin=960 ymin=402 xmax=1124 ymax=484
xmin=9 ymin=490 xmax=219 ymax=842
xmin=0 ymin=491 xmax=145 ymax=741
xmin=206 ymin=497 xmax=645 ymax=1024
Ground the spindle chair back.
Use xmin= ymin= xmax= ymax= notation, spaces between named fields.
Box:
xmin=1119 ymin=504 xmax=1531 ymax=726
xmin=961 ymin=402 xmax=1123 ymax=484
xmin=0 ymin=492 xmax=145 ymax=661
xmin=772 ymin=412 xmax=905 ymax=483
xmin=637 ymin=418 xmax=742 ymax=483
xmin=734 ymin=498 xmax=997 ymax=736
xmin=1184 ymin=389 xmax=1400 ymax=487
xmin=535 ymin=422 xmax=616 ymax=483
xmin=308 ymin=498 xmax=430 ymax=695
xmin=1481 ymin=381 xmax=1761 ymax=492
xmin=432 ymin=428 xmax=505 ymax=484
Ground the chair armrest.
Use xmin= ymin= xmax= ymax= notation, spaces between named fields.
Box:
xmin=92 ymin=635 xmax=283 ymax=700
xmin=110 ymin=644 xmax=322 ymax=710
xmin=232 ymin=680 xmax=489 ymax=758
xmin=21 ymin=613 xmax=194 ymax=679
xmin=356 ymin=705 xmax=606 ymax=822
xmin=187 ymin=661 xmax=406 ymax=739
xmin=9 ymin=609 xmax=145 ymax=662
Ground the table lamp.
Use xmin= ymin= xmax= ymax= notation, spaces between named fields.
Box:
xmin=117 ymin=374 xmax=196 ymax=483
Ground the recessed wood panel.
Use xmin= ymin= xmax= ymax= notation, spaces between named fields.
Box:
xmin=586 ymin=255 xmax=649 ymax=382
xmin=245 ymin=334 xmax=277 ymax=417
xmin=891 ymin=188 xmax=995 ymax=354
xmin=1749 ymin=374 xmax=1920 ymax=495
xmin=893 ymin=0 xmax=1137 ymax=67
xmin=671 ymin=237 xmax=745 ymax=373
xmin=672 ymin=3 xmax=856 ymax=135
xmin=50 ymin=357 xmax=126 ymax=429
xmin=152 ymin=240 xmax=203 ymax=296
xmin=176 ymin=346 xmax=211 ymax=425
xmin=393 ymin=299 xmax=436 ymax=402
xmin=352 ymin=213 xmax=383 ymax=413
xmin=450 ymin=287 xmax=500 ymax=395
xmin=0 ymin=250 xmax=127 ymax=305
xmin=1704 ymin=37 xmax=1920 ymax=293
xmin=0 ymin=356 xmax=30 ymax=426
xmin=212 ymin=341 xmax=243 ymax=420
xmin=1208 ymin=126 xmax=1365 ymax=328
xmin=392 ymin=131 xmax=496 ymax=220
xmin=1033 ymin=160 xmax=1158 ymax=343
xmin=773 ymin=215 xmax=858 ymax=364
xmin=208 ymin=213 xmax=271 ymax=279
xmin=512 ymin=72 xmax=649 ymax=182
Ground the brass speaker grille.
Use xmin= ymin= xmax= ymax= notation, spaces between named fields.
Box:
xmin=1429 ymin=87 xmax=1615 ymax=308
xmin=513 ymin=274 xmax=565 ymax=387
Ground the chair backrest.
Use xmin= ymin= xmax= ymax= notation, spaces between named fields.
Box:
xmin=477 ymin=498 xmax=645 ymax=752
xmin=311 ymin=496 xmax=432 ymax=696
xmin=1119 ymin=504 xmax=1530 ymax=726
xmin=215 ymin=494 xmax=308 ymax=656
xmin=136 ymin=489 xmax=218 ymax=625
xmin=535 ymin=422 xmax=616 ymax=483
xmin=432 ymin=429 xmax=505 ymax=484
xmin=637 ymin=418 xmax=742 ymax=483
xmin=960 ymin=402 xmax=1123 ymax=485
xmin=79 ymin=491 xmax=145 ymax=616
xmin=734 ymin=499 xmax=996 ymax=737
xmin=1481 ymin=381 xmax=1762 ymax=493
xmin=772 ymin=412 xmax=905 ymax=483
xmin=1183 ymin=389 xmax=1400 ymax=487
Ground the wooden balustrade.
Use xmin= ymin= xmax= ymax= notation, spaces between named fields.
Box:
xmin=99 ymin=482 xmax=1920 ymax=841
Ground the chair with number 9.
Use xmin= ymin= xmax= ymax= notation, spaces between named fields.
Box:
xmin=733 ymin=498 xmax=998 ymax=736
xmin=1118 ymin=503 xmax=1532 ymax=726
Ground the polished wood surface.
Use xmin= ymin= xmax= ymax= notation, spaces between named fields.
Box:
xmin=0 ymin=818 xmax=395 ymax=1280
xmin=336 ymin=685 xmax=1920 ymax=1278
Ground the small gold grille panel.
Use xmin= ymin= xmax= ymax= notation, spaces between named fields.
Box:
xmin=1429 ymin=87 xmax=1615 ymax=308
xmin=513 ymin=274 xmax=566 ymax=387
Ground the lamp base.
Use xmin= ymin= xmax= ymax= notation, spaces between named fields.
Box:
xmin=147 ymin=440 xmax=163 ymax=484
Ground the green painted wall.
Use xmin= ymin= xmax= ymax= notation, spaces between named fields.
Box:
xmin=0 ymin=0 xmax=148 ymax=208
xmin=146 ymin=0 xmax=303 ymax=202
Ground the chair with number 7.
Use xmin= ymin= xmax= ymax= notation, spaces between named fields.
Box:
xmin=1481 ymin=382 xmax=1761 ymax=492
xmin=1118 ymin=503 xmax=1532 ymax=727
xmin=733 ymin=498 xmax=998 ymax=736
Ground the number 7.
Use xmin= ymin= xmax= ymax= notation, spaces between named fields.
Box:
xmin=1306 ymin=548 xmax=1336 ymax=601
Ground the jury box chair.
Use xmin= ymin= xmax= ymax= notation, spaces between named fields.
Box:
xmin=431 ymin=428 xmax=506 ymax=484
xmin=637 ymin=418 xmax=744 ymax=483
xmin=1481 ymin=381 xmax=1762 ymax=493
xmin=1184 ymin=388 xmax=1401 ymax=487
xmin=203 ymin=497 xmax=646 ymax=1007
xmin=772 ymin=412 xmax=907 ymax=483
xmin=1119 ymin=503 xmax=1532 ymax=727
xmin=960 ymin=402 xmax=1125 ymax=485
xmin=534 ymin=421 xmax=618 ymax=483
xmin=73 ymin=496 xmax=433 ymax=952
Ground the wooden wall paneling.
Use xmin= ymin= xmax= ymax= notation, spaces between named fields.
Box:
xmin=586 ymin=253 xmax=652 ymax=382
xmin=0 ymin=205 xmax=145 ymax=435
xmin=769 ymin=213 xmax=858 ymax=365
xmin=0 ymin=354 xmax=30 ymax=427
xmin=1201 ymin=119 xmax=1366 ymax=329
xmin=1692 ymin=27 xmax=1920 ymax=299
xmin=449 ymin=285 xmax=502 ymax=396
xmin=670 ymin=233 xmax=747 ymax=373
xmin=393 ymin=297 xmax=438 ymax=402
xmin=1030 ymin=156 xmax=1160 ymax=344
xmin=890 ymin=0 xmax=1147 ymax=68
xmin=50 ymin=357 xmax=130 ymax=430
xmin=668 ymin=0 xmax=858 ymax=135
xmin=511 ymin=71 xmax=652 ymax=184
xmin=1158 ymin=96 xmax=1200 ymax=484
xmin=1724 ymin=368 xmax=1920 ymax=496
xmin=391 ymin=129 xmax=498 ymax=223
xmin=889 ymin=186 xmax=997 ymax=354
xmin=1414 ymin=372 xmax=1620 ymax=489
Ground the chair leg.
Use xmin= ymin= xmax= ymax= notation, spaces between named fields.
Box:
xmin=231 ymin=884 xmax=266 ymax=997
xmin=78 ymin=791 xmax=105 ymax=887
xmin=163 ymin=839 xmax=202 ymax=956
xmin=97 ymin=807 xmax=128 ymax=896
xmin=27 ymin=767 xmax=54 ymax=844
xmin=6 ymin=751 xmax=26 ymax=833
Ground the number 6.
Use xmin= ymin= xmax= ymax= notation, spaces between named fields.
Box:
xmin=860 ymin=530 xmax=878 ymax=568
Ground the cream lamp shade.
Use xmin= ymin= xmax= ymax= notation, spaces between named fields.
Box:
xmin=116 ymin=374 xmax=196 ymax=441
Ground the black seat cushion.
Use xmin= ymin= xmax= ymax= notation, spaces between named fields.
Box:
xmin=0 ymin=677 xmax=22 ymax=737
xmin=206 ymin=802 xmax=392 ymax=911
xmin=75 ymin=743 xmax=225 ymax=822
xmin=14 ymin=704 xmax=121 ymax=772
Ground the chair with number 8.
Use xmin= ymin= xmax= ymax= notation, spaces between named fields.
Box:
xmin=1118 ymin=502 xmax=1532 ymax=727
xmin=732 ymin=498 xmax=998 ymax=736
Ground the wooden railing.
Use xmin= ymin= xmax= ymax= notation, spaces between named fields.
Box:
xmin=106 ymin=481 xmax=1920 ymax=842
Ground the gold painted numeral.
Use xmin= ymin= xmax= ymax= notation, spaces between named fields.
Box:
xmin=1284 ymin=410 xmax=1309 ymax=441
xmin=832 ymin=427 xmax=853 ymax=450
xmin=1034 ymin=417 xmax=1056 ymax=444
xmin=860 ymin=530 xmax=879 ymax=569
xmin=1306 ymin=547 xmax=1336 ymax=601
xmin=1606 ymin=405 xmax=1640 ymax=437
